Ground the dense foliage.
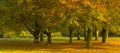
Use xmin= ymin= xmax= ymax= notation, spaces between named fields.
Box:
xmin=0 ymin=0 xmax=120 ymax=48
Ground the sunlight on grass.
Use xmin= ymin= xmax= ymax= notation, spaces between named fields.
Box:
xmin=0 ymin=51 xmax=49 ymax=53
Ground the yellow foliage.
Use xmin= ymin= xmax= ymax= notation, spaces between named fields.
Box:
xmin=73 ymin=20 xmax=79 ymax=26
xmin=17 ymin=0 xmax=23 ymax=4
xmin=51 ymin=32 xmax=62 ymax=37
xmin=4 ymin=31 xmax=15 ymax=38
xmin=82 ymin=0 xmax=91 ymax=6
xmin=20 ymin=31 xmax=32 ymax=38
xmin=60 ymin=0 xmax=82 ymax=10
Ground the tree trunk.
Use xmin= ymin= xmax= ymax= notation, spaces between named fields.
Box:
xmin=47 ymin=32 xmax=52 ymax=44
xmin=40 ymin=33 xmax=44 ymax=42
xmin=43 ymin=31 xmax=52 ymax=44
xmin=70 ymin=34 xmax=72 ymax=43
xmin=77 ymin=26 xmax=81 ymax=40
xmin=95 ymin=31 xmax=99 ymax=41
xmin=94 ymin=27 xmax=99 ymax=41
xmin=102 ymin=28 xmax=108 ymax=43
xmin=0 ymin=31 xmax=3 ymax=38
xmin=77 ymin=33 xmax=80 ymax=40
xmin=86 ymin=28 xmax=93 ymax=48
xmin=84 ymin=27 xmax=87 ymax=41
xmin=33 ymin=33 xmax=40 ymax=43
xmin=69 ymin=26 xmax=74 ymax=43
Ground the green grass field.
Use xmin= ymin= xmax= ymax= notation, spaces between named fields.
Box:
xmin=0 ymin=37 xmax=120 ymax=53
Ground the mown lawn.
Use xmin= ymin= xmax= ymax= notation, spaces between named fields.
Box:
xmin=0 ymin=37 xmax=120 ymax=53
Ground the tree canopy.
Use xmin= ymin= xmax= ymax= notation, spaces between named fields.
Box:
xmin=0 ymin=0 xmax=120 ymax=48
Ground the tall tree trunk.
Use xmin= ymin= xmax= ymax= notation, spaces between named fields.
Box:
xmin=101 ymin=28 xmax=108 ymax=43
xmin=86 ymin=28 xmax=93 ymax=48
xmin=47 ymin=33 xmax=52 ymax=44
xmin=40 ymin=33 xmax=44 ymax=42
xmin=43 ymin=31 xmax=52 ymax=44
xmin=77 ymin=32 xmax=80 ymax=40
xmin=84 ymin=27 xmax=87 ymax=41
xmin=69 ymin=34 xmax=72 ymax=43
xmin=77 ymin=26 xmax=81 ymax=40
xmin=95 ymin=31 xmax=99 ymax=41
xmin=69 ymin=25 xmax=74 ymax=43
xmin=33 ymin=33 xmax=40 ymax=43
xmin=0 ymin=30 xmax=3 ymax=38
xmin=94 ymin=27 xmax=99 ymax=41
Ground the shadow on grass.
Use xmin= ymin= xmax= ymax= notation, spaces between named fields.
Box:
xmin=0 ymin=39 xmax=120 ymax=52
xmin=0 ymin=42 xmax=106 ymax=51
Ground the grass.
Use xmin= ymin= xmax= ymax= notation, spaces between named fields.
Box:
xmin=0 ymin=37 xmax=120 ymax=53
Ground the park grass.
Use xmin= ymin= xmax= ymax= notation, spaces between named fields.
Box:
xmin=0 ymin=37 xmax=120 ymax=53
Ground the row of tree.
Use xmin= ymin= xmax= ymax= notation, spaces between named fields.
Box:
xmin=0 ymin=0 xmax=120 ymax=48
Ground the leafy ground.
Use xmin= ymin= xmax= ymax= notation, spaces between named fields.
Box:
xmin=0 ymin=37 xmax=120 ymax=53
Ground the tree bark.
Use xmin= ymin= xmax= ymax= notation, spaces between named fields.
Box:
xmin=95 ymin=31 xmax=99 ymax=41
xmin=40 ymin=33 xmax=44 ymax=42
xmin=33 ymin=28 xmax=40 ymax=43
xmin=70 ymin=34 xmax=72 ymax=43
xmin=101 ymin=28 xmax=108 ymax=43
xmin=33 ymin=33 xmax=40 ymax=43
xmin=43 ymin=31 xmax=52 ymax=44
xmin=77 ymin=33 xmax=80 ymax=40
xmin=0 ymin=31 xmax=3 ymax=38
xmin=94 ymin=27 xmax=99 ymax=41
xmin=69 ymin=26 xmax=74 ymax=43
xmin=84 ymin=27 xmax=87 ymax=41
xmin=77 ymin=26 xmax=81 ymax=40
xmin=86 ymin=28 xmax=93 ymax=48
xmin=47 ymin=33 xmax=52 ymax=44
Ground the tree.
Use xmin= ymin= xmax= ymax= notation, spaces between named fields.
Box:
xmin=69 ymin=25 xmax=74 ymax=43
xmin=93 ymin=0 xmax=120 ymax=43
xmin=1 ymin=0 xmax=120 ymax=48
xmin=86 ymin=28 xmax=93 ymax=48
xmin=101 ymin=27 xmax=108 ymax=43
xmin=19 ymin=0 xmax=67 ymax=44
xmin=0 ymin=0 xmax=66 ymax=44
xmin=61 ymin=0 xmax=97 ymax=47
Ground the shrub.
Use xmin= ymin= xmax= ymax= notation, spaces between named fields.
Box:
xmin=52 ymin=32 xmax=62 ymax=37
